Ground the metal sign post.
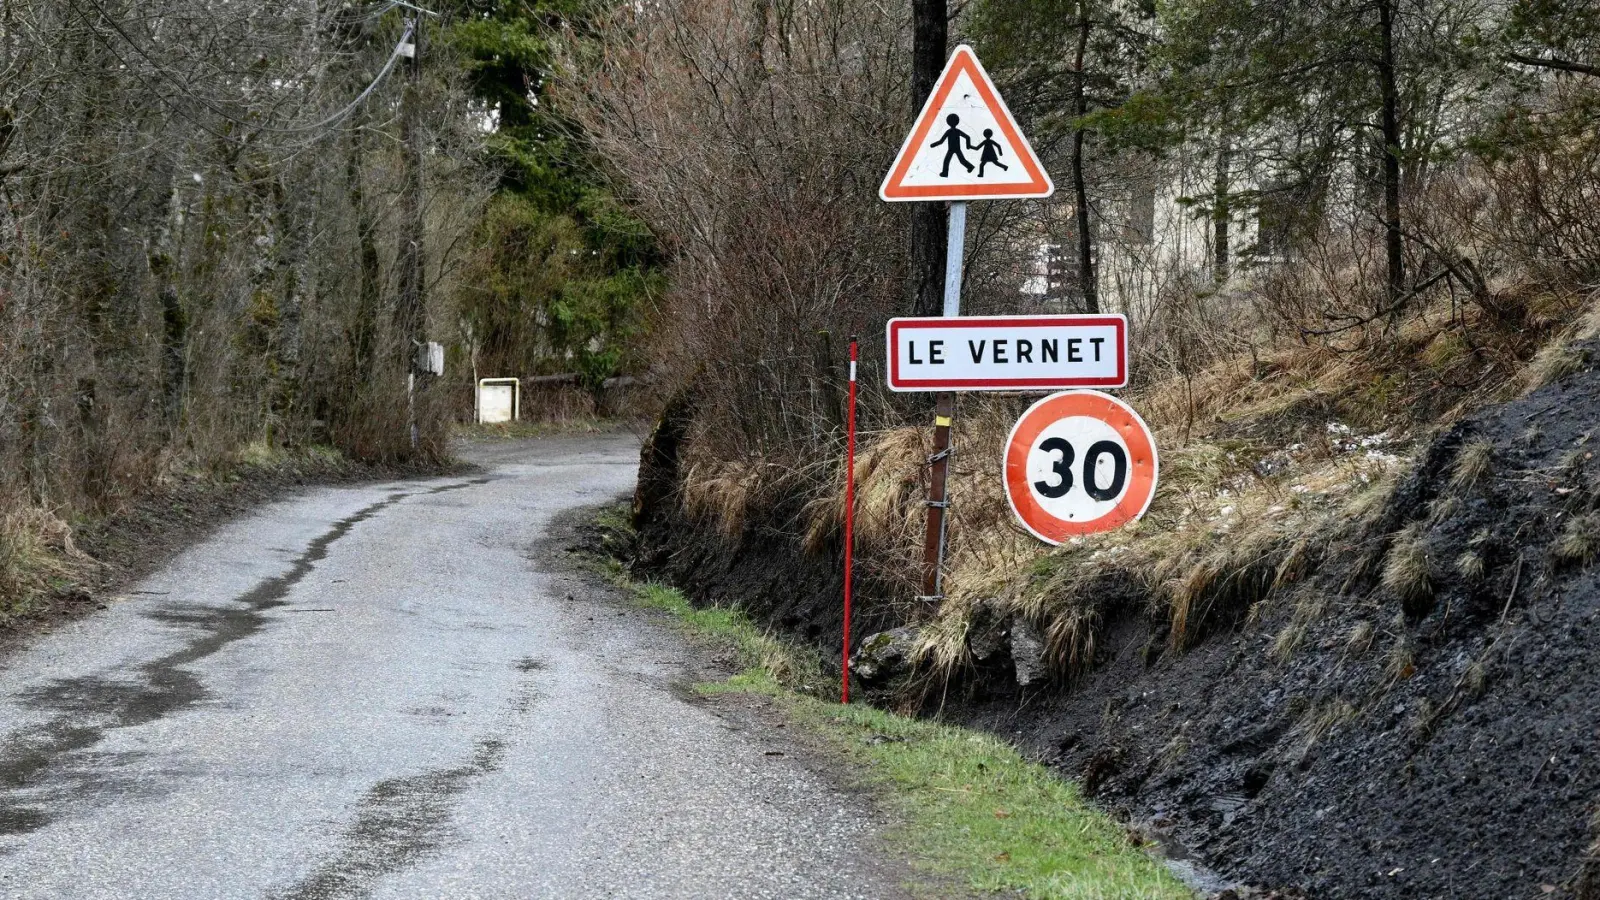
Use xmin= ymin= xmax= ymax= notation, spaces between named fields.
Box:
xmin=880 ymin=44 xmax=1054 ymax=604
xmin=943 ymin=202 xmax=967 ymax=318
xmin=842 ymin=337 xmax=859 ymax=704
xmin=920 ymin=202 xmax=965 ymax=600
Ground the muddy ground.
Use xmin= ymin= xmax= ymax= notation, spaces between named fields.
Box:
xmin=632 ymin=349 xmax=1600 ymax=899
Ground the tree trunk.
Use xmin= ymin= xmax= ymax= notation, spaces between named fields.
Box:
xmin=147 ymin=158 xmax=186 ymax=432
xmin=347 ymin=128 xmax=380 ymax=379
xmin=270 ymin=176 xmax=304 ymax=443
xmin=1376 ymin=0 xmax=1404 ymax=301
xmin=910 ymin=0 xmax=947 ymax=317
xmin=1071 ymin=2 xmax=1098 ymax=313
xmin=158 ymin=282 xmax=187 ymax=430
xmin=1213 ymin=135 xmax=1231 ymax=284
xmin=395 ymin=17 xmax=426 ymax=356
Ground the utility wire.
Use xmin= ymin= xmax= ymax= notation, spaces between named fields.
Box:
xmin=65 ymin=0 xmax=419 ymax=145
xmin=354 ymin=1 xmax=403 ymax=21
xmin=390 ymin=0 xmax=440 ymax=16
xmin=265 ymin=20 xmax=415 ymax=137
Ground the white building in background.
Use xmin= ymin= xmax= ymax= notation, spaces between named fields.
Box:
xmin=1018 ymin=144 xmax=1301 ymax=321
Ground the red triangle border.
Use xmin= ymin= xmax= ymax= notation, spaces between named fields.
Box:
xmin=880 ymin=46 xmax=1053 ymax=202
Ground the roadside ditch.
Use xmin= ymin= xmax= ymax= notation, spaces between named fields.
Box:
xmin=0 ymin=446 xmax=467 ymax=652
xmin=569 ymin=504 xmax=1193 ymax=900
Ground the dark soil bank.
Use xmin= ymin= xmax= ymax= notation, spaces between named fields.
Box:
xmin=630 ymin=391 xmax=906 ymax=650
xmin=632 ymin=355 xmax=1600 ymax=899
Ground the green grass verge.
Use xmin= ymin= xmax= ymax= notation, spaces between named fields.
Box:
xmin=593 ymin=531 xmax=1191 ymax=899
xmin=780 ymin=693 xmax=1193 ymax=900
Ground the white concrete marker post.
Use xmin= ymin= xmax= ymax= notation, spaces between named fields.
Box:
xmin=476 ymin=378 xmax=520 ymax=424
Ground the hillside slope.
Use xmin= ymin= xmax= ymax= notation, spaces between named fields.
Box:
xmin=633 ymin=338 xmax=1600 ymax=898
xmin=955 ymin=343 xmax=1600 ymax=898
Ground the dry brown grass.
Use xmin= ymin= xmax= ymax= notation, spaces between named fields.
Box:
xmin=1384 ymin=615 xmax=1417 ymax=683
xmin=1521 ymin=292 xmax=1600 ymax=395
xmin=1382 ymin=523 xmax=1434 ymax=614
xmin=802 ymin=428 xmax=926 ymax=548
xmin=0 ymin=508 xmax=89 ymax=624
xmin=1523 ymin=343 xmax=1588 ymax=393
xmin=911 ymin=594 xmax=978 ymax=676
xmin=678 ymin=284 xmax=1596 ymax=690
xmin=1140 ymin=287 xmax=1568 ymax=439
xmin=851 ymin=429 xmax=930 ymax=552
xmin=1456 ymin=549 xmax=1486 ymax=581
xmin=1297 ymin=697 xmax=1358 ymax=754
xmin=679 ymin=458 xmax=767 ymax=540
xmin=1344 ymin=619 xmax=1375 ymax=656
xmin=900 ymin=421 xmax=1403 ymax=685
xmin=725 ymin=281 xmax=1557 ymax=689
xmin=1427 ymin=494 xmax=1463 ymax=525
xmin=880 ymin=370 xmax=1414 ymax=683
xmin=798 ymin=427 xmax=930 ymax=596
xmin=1563 ymin=444 xmax=1594 ymax=473
xmin=1554 ymin=513 xmax=1600 ymax=566
xmin=1450 ymin=441 xmax=1494 ymax=492
xmin=1271 ymin=594 xmax=1327 ymax=663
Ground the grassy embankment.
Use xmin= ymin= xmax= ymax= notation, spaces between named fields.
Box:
xmin=588 ymin=509 xmax=1191 ymax=900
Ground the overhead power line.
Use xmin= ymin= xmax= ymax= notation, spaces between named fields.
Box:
xmin=65 ymin=0 xmax=422 ymax=145
xmin=267 ymin=20 xmax=416 ymax=137
xmin=390 ymin=0 xmax=440 ymax=17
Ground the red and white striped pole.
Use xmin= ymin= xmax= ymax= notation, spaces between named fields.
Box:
xmin=842 ymin=336 xmax=859 ymax=704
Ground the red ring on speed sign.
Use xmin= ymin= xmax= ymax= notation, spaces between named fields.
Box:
xmin=1004 ymin=390 xmax=1159 ymax=544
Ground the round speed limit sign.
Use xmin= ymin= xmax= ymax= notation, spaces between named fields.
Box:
xmin=1004 ymin=390 xmax=1159 ymax=544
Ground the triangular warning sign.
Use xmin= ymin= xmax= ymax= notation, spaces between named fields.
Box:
xmin=880 ymin=45 xmax=1054 ymax=202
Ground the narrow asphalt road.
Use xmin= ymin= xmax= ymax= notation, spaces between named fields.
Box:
xmin=0 ymin=435 xmax=904 ymax=899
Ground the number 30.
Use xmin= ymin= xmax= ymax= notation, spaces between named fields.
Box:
xmin=1034 ymin=437 xmax=1128 ymax=501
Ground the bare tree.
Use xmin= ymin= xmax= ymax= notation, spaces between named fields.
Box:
xmin=0 ymin=0 xmax=493 ymax=523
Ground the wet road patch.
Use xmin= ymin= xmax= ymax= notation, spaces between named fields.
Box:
xmin=0 ymin=487 xmax=484 ymax=837
xmin=272 ymin=656 xmax=544 ymax=899
xmin=271 ymin=738 xmax=507 ymax=900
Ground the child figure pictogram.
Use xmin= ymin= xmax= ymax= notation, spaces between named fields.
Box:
xmin=930 ymin=114 xmax=975 ymax=178
xmin=976 ymin=129 xmax=1009 ymax=177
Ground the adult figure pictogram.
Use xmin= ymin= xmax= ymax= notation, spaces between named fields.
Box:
xmin=976 ymin=129 xmax=1008 ymax=177
xmin=931 ymin=114 xmax=975 ymax=178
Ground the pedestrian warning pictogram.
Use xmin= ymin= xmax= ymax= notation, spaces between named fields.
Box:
xmin=880 ymin=45 xmax=1053 ymax=202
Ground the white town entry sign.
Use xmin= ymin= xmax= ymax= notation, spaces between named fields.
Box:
xmin=886 ymin=315 xmax=1128 ymax=392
